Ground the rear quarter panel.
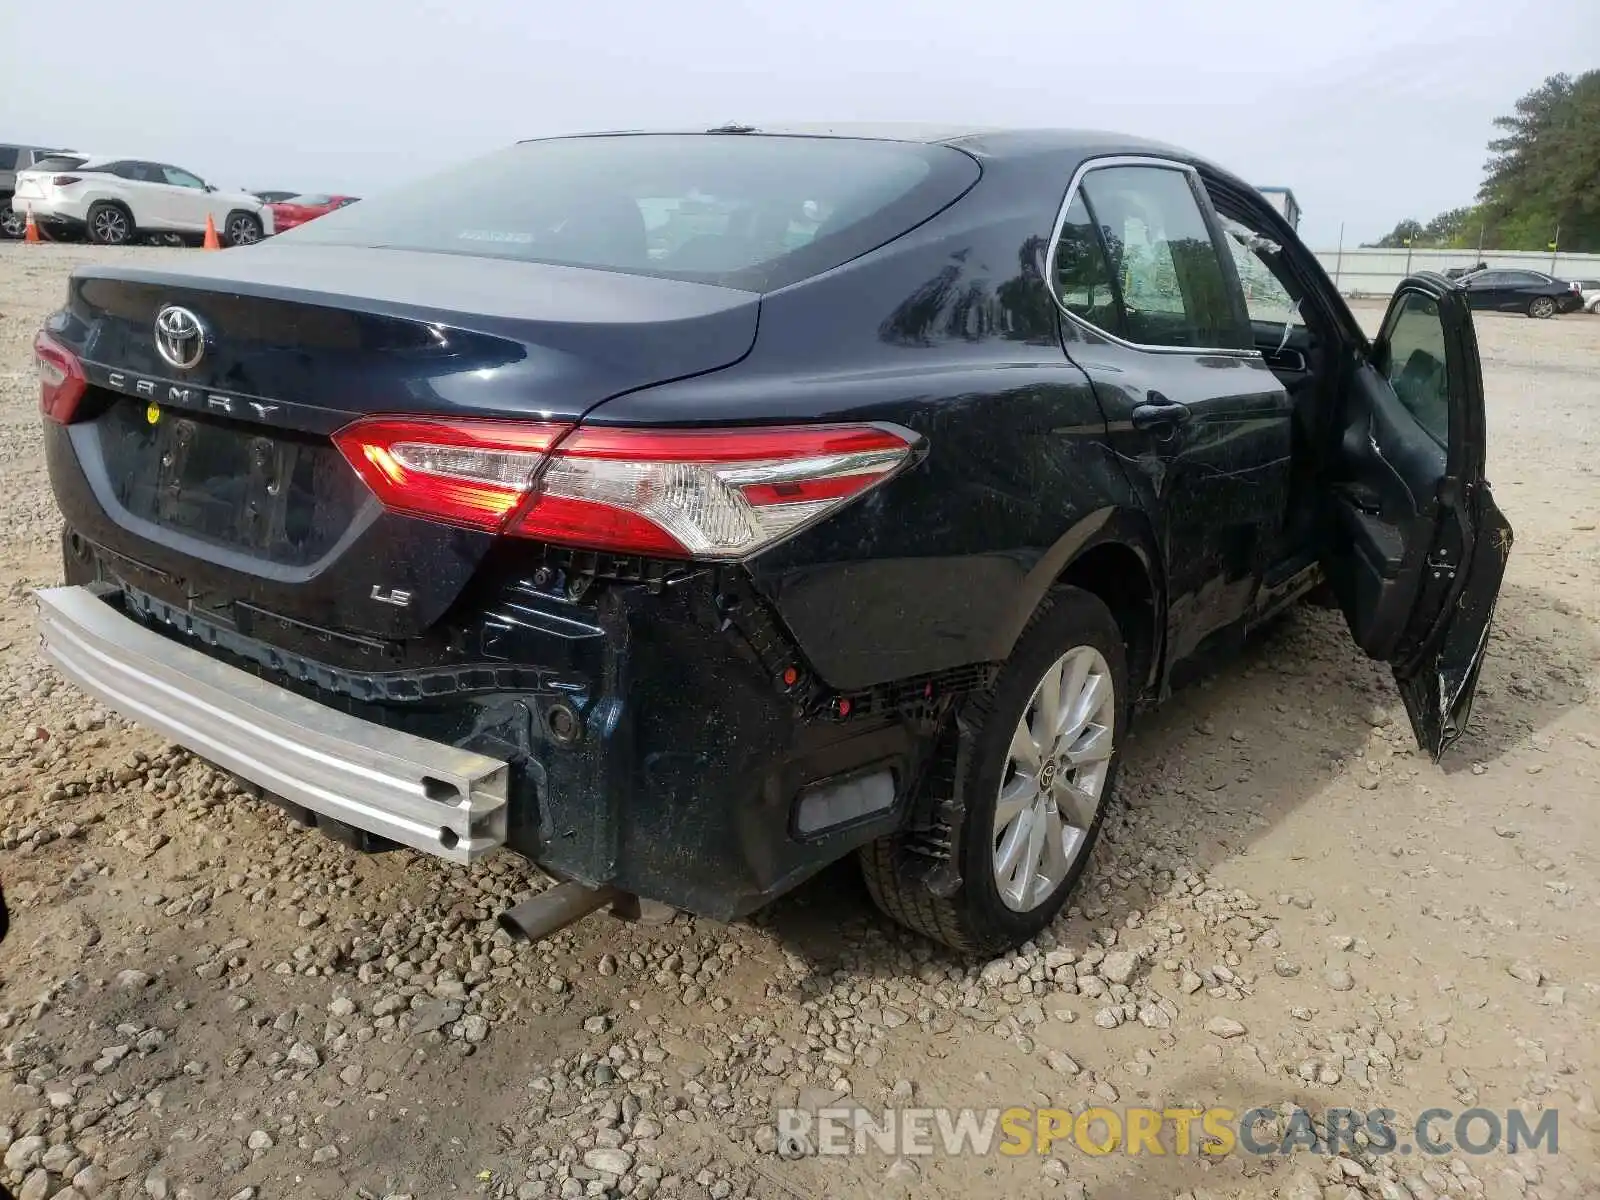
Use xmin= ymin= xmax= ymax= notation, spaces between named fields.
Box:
xmin=588 ymin=152 xmax=1158 ymax=691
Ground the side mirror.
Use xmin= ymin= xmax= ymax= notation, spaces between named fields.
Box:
xmin=204 ymin=183 xmax=217 ymax=193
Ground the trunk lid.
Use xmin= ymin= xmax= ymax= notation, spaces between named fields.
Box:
xmin=50 ymin=246 xmax=759 ymax=640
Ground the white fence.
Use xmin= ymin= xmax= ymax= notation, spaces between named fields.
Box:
xmin=1310 ymin=247 xmax=1600 ymax=297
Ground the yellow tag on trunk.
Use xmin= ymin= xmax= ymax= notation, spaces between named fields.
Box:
xmin=145 ymin=403 xmax=160 ymax=425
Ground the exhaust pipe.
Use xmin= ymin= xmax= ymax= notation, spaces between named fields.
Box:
xmin=498 ymin=882 xmax=624 ymax=943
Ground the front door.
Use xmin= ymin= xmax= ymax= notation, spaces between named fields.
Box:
xmin=1053 ymin=158 xmax=1294 ymax=672
xmin=1460 ymin=270 xmax=1526 ymax=313
xmin=1322 ymin=273 xmax=1512 ymax=758
xmin=158 ymin=165 xmax=214 ymax=232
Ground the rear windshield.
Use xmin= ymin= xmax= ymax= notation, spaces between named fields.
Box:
xmin=285 ymin=194 xmax=336 ymax=206
xmin=287 ymin=134 xmax=980 ymax=290
xmin=30 ymin=155 xmax=88 ymax=172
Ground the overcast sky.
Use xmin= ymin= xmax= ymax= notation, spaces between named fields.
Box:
xmin=4 ymin=0 xmax=1596 ymax=247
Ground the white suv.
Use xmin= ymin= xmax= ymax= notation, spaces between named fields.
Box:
xmin=9 ymin=154 xmax=274 ymax=246
xmin=1574 ymin=278 xmax=1600 ymax=314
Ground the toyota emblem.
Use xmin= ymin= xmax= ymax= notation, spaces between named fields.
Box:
xmin=154 ymin=305 xmax=207 ymax=370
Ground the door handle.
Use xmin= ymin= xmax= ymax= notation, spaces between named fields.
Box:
xmin=1131 ymin=396 xmax=1193 ymax=433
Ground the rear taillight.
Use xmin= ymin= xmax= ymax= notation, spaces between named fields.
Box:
xmin=51 ymin=175 xmax=80 ymax=186
xmin=35 ymin=330 xmax=87 ymax=424
xmin=334 ymin=418 xmax=917 ymax=559
xmin=332 ymin=418 xmax=572 ymax=532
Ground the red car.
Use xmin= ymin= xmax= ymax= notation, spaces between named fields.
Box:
xmin=266 ymin=193 xmax=359 ymax=232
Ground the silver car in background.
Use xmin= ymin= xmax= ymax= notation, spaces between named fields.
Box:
xmin=1 ymin=142 xmax=65 ymax=237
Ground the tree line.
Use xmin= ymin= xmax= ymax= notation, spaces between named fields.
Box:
xmin=1368 ymin=70 xmax=1600 ymax=253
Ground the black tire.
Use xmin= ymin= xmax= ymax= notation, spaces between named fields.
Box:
xmin=87 ymin=202 xmax=135 ymax=246
xmin=1527 ymin=296 xmax=1557 ymax=319
xmin=860 ymin=586 xmax=1129 ymax=955
xmin=0 ymin=202 xmax=24 ymax=239
xmin=224 ymin=211 xmax=263 ymax=247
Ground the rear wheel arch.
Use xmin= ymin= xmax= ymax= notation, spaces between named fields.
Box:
xmin=997 ymin=507 xmax=1164 ymax=697
xmin=1055 ymin=539 xmax=1160 ymax=699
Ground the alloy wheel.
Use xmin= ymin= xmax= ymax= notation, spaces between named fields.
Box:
xmin=0 ymin=209 xmax=24 ymax=238
xmin=93 ymin=209 xmax=129 ymax=244
xmin=228 ymin=217 xmax=260 ymax=245
xmin=1530 ymin=297 xmax=1555 ymax=318
xmin=991 ymin=644 xmax=1116 ymax=912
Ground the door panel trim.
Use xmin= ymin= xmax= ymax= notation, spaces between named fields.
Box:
xmin=1044 ymin=154 xmax=1262 ymax=360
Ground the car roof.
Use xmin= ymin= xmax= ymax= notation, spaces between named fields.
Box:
xmin=523 ymin=123 xmax=1196 ymax=161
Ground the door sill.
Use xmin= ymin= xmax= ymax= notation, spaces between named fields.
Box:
xmin=1246 ymin=559 xmax=1323 ymax=631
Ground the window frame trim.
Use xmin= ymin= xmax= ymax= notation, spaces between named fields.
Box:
xmin=1044 ymin=153 xmax=1260 ymax=359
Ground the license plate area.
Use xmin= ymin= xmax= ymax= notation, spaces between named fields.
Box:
xmin=96 ymin=395 xmax=363 ymax=566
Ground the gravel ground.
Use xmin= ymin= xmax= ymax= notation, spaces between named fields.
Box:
xmin=1 ymin=242 xmax=1597 ymax=1200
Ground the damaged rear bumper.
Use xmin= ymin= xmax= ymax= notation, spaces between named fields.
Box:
xmin=36 ymin=573 xmax=944 ymax=920
xmin=36 ymin=585 xmax=510 ymax=862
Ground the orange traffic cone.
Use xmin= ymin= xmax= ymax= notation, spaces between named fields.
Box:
xmin=24 ymin=205 xmax=41 ymax=244
xmin=202 ymin=214 xmax=221 ymax=250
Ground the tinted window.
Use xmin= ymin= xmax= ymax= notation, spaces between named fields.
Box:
xmin=287 ymin=134 xmax=980 ymax=289
xmin=1077 ymin=165 xmax=1249 ymax=350
xmin=0 ymin=147 xmax=17 ymax=170
xmin=99 ymin=161 xmax=155 ymax=181
xmin=286 ymin=194 xmax=336 ymax=206
xmin=1504 ymin=271 xmax=1546 ymax=285
xmin=1382 ymin=292 xmax=1450 ymax=447
xmin=1052 ymin=195 xmax=1120 ymax=331
xmin=162 ymin=166 xmax=205 ymax=188
xmin=31 ymin=155 xmax=88 ymax=173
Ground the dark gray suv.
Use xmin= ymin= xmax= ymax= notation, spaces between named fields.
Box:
xmin=1 ymin=143 xmax=64 ymax=237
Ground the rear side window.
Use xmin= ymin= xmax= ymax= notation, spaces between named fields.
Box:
xmin=287 ymin=134 xmax=980 ymax=290
xmin=1053 ymin=196 xmax=1120 ymax=331
xmin=1074 ymin=164 xmax=1250 ymax=351
xmin=0 ymin=147 xmax=17 ymax=171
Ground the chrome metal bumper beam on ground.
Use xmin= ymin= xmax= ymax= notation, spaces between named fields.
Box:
xmin=35 ymin=586 xmax=510 ymax=864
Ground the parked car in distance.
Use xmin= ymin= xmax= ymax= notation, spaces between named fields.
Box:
xmin=267 ymin=193 xmax=359 ymax=232
xmin=1442 ymin=261 xmax=1488 ymax=280
xmin=1456 ymin=267 xmax=1583 ymax=317
xmin=1571 ymin=278 xmax=1600 ymax=313
xmin=1 ymin=143 xmax=67 ymax=237
xmin=33 ymin=127 xmax=1511 ymax=955
xmin=12 ymin=155 xmax=274 ymax=246
xmin=251 ymin=190 xmax=301 ymax=204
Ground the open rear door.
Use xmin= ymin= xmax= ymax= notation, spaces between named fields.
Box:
xmin=1322 ymin=273 xmax=1513 ymax=760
